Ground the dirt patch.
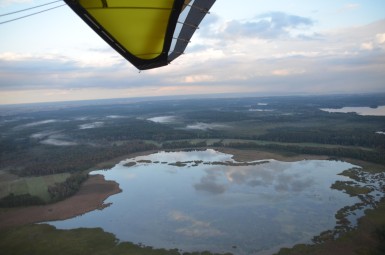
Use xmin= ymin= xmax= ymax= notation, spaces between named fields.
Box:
xmin=0 ymin=174 xmax=121 ymax=230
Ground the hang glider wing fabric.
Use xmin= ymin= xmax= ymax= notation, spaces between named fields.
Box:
xmin=64 ymin=0 xmax=216 ymax=70
xmin=168 ymin=0 xmax=215 ymax=62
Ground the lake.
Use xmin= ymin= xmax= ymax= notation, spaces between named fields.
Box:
xmin=321 ymin=105 xmax=385 ymax=116
xmin=47 ymin=149 xmax=374 ymax=255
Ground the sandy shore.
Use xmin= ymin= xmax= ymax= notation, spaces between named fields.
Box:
xmin=0 ymin=174 xmax=121 ymax=230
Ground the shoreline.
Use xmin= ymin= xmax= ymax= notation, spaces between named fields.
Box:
xmin=1 ymin=147 xmax=383 ymax=231
xmin=0 ymin=147 xmax=384 ymax=254
xmin=0 ymin=148 xmax=325 ymax=230
xmin=217 ymin=147 xmax=330 ymax=162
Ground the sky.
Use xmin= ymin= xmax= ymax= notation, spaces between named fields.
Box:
xmin=0 ymin=0 xmax=385 ymax=105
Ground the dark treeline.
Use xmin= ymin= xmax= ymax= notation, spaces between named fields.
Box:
xmin=0 ymin=193 xmax=45 ymax=207
xmin=5 ymin=135 xmax=383 ymax=179
xmin=225 ymin=142 xmax=385 ymax=165
xmin=258 ymin=127 xmax=385 ymax=149
xmin=181 ymin=110 xmax=251 ymax=122
xmin=3 ymin=141 xmax=157 ymax=177
xmin=162 ymin=141 xmax=207 ymax=149
xmin=48 ymin=173 xmax=87 ymax=202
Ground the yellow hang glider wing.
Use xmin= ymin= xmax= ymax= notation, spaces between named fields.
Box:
xmin=64 ymin=0 xmax=216 ymax=70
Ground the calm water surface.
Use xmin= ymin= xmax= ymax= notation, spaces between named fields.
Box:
xmin=48 ymin=150 xmax=361 ymax=255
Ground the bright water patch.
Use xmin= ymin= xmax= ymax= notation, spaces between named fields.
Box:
xmin=185 ymin=122 xmax=229 ymax=130
xmin=48 ymin=150 xmax=369 ymax=255
xmin=147 ymin=116 xmax=176 ymax=123
xmin=321 ymin=105 xmax=385 ymax=116
xmin=79 ymin=122 xmax=104 ymax=129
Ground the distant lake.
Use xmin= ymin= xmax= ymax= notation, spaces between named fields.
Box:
xmin=185 ymin=122 xmax=229 ymax=130
xmin=148 ymin=116 xmax=176 ymax=123
xmin=321 ymin=106 xmax=385 ymax=116
xmin=48 ymin=150 xmax=369 ymax=255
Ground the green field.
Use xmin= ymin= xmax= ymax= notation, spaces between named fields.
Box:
xmin=0 ymin=172 xmax=70 ymax=202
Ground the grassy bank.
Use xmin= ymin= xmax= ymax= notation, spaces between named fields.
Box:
xmin=0 ymin=224 xmax=231 ymax=255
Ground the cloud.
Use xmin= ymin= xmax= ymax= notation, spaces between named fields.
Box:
xmin=361 ymin=42 xmax=374 ymax=50
xmin=360 ymin=32 xmax=385 ymax=51
xmin=220 ymin=12 xmax=314 ymax=39
xmin=271 ymin=69 xmax=305 ymax=76
xmin=377 ymin=33 xmax=385 ymax=44
xmin=0 ymin=52 xmax=134 ymax=91
xmin=206 ymin=19 xmax=385 ymax=91
xmin=183 ymin=74 xmax=215 ymax=83
xmin=337 ymin=3 xmax=360 ymax=13
xmin=1 ymin=14 xmax=385 ymax=104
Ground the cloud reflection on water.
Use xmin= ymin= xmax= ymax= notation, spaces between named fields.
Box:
xmin=169 ymin=210 xmax=223 ymax=238
xmin=194 ymin=170 xmax=227 ymax=194
xmin=194 ymin=161 xmax=315 ymax=195
xmin=48 ymin=150 xmax=364 ymax=255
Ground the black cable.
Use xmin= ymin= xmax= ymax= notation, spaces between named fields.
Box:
xmin=0 ymin=4 xmax=66 ymax=25
xmin=0 ymin=0 xmax=63 ymax=17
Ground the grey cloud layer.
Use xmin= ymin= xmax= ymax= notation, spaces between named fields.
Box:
xmin=1 ymin=13 xmax=384 ymax=96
